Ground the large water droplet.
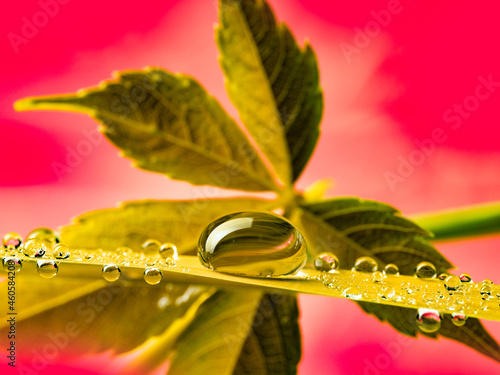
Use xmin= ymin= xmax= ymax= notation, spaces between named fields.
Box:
xmin=53 ymin=244 xmax=70 ymax=259
xmin=314 ymin=252 xmax=339 ymax=272
xmin=416 ymin=308 xmax=441 ymax=333
xmin=415 ymin=262 xmax=437 ymax=279
xmin=160 ymin=243 xmax=178 ymax=264
xmin=102 ymin=264 xmax=121 ymax=282
xmin=141 ymin=240 xmax=160 ymax=256
xmin=36 ymin=260 xmax=58 ymax=278
xmin=26 ymin=227 xmax=60 ymax=249
xmin=144 ymin=267 xmax=162 ymax=285
xmin=3 ymin=232 xmax=22 ymax=251
xmin=451 ymin=313 xmax=467 ymax=327
xmin=353 ymin=256 xmax=378 ymax=273
xmin=2 ymin=257 xmax=22 ymax=272
xmin=383 ymin=263 xmax=399 ymax=276
xmin=444 ymin=275 xmax=461 ymax=291
xmin=23 ymin=239 xmax=46 ymax=258
xmin=198 ymin=211 xmax=307 ymax=277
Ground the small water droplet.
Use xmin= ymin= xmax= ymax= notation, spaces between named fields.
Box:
xmin=416 ymin=308 xmax=441 ymax=333
xmin=102 ymin=264 xmax=121 ymax=282
xmin=353 ymin=256 xmax=378 ymax=273
xmin=381 ymin=286 xmax=396 ymax=300
xmin=36 ymin=260 xmax=58 ymax=278
xmin=198 ymin=211 xmax=307 ymax=277
xmin=26 ymin=227 xmax=60 ymax=249
xmin=23 ymin=239 xmax=46 ymax=258
xmin=415 ymin=262 xmax=436 ymax=279
xmin=314 ymin=252 xmax=339 ymax=272
xmin=2 ymin=257 xmax=22 ymax=272
xmin=459 ymin=273 xmax=472 ymax=283
xmin=451 ymin=313 xmax=467 ymax=326
xmin=53 ymin=244 xmax=71 ymax=259
xmin=481 ymin=285 xmax=492 ymax=296
xmin=145 ymin=258 xmax=157 ymax=267
xmin=370 ymin=271 xmax=385 ymax=283
xmin=142 ymin=239 xmax=161 ymax=256
xmin=144 ymin=267 xmax=162 ymax=285
xmin=343 ymin=286 xmax=362 ymax=300
xmin=3 ymin=232 xmax=22 ymax=251
xmin=117 ymin=247 xmax=133 ymax=256
xmin=383 ymin=263 xmax=399 ymax=276
xmin=438 ymin=273 xmax=448 ymax=281
xmin=160 ymin=243 xmax=178 ymax=264
xmin=481 ymin=279 xmax=493 ymax=285
xmin=444 ymin=275 xmax=461 ymax=291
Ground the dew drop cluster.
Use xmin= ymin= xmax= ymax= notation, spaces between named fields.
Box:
xmin=1 ymin=228 xmax=180 ymax=285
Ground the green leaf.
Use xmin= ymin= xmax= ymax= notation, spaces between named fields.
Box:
xmin=0 ymin=198 xmax=273 ymax=357
xmin=295 ymin=197 xmax=453 ymax=274
xmin=3 ymin=277 xmax=208 ymax=355
xmin=412 ymin=201 xmax=500 ymax=242
xmin=62 ymin=197 xmax=276 ymax=254
xmin=168 ymin=290 xmax=263 ymax=375
xmin=217 ymin=0 xmax=323 ymax=183
xmin=234 ymin=293 xmax=301 ymax=375
xmin=14 ymin=68 xmax=278 ymax=192
xmin=358 ymin=303 xmax=500 ymax=363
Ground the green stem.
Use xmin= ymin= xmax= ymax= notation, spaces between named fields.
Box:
xmin=411 ymin=201 xmax=500 ymax=242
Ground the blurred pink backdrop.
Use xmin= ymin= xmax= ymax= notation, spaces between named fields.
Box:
xmin=1 ymin=0 xmax=500 ymax=373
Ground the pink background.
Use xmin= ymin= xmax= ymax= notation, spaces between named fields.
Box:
xmin=2 ymin=0 xmax=500 ymax=373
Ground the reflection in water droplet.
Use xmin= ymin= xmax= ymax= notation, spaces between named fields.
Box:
xmin=381 ymin=286 xmax=396 ymax=300
xmin=117 ymin=247 xmax=133 ymax=256
xmin=160 ymin=243 xmax=178 ymax=264
xmin=481 ymin=285 xmax=492 ymax=295
xmin=451 ymin=313 xmax=467 ymax=327
xmin=36 ymin=260 xmax=58 ymax=278
xmin=198 ymin=211 xmax=307 ymax=277
xmin=23 ymin=239 xmax=46 ymax=258
xmin=370 ymin=271 xmax=385 ymax=283
xmin=102 ymin=264 xmax=121 ymax=282
xmin=438 ymin=273 xmax=448 ymax=281
xmin=353 ymin=256 xmax=378 ymax=273
xmin=142 ymin=240 xmax=161 ymax=256
xmin=2 ymin=257 xmax=22 ymax=272
xmin=314 ymin=252 xmax=339 ymax=272
xmin=53 ymin=244 xmax=71 ymax=259
xmin=444 ymin=275 xmax=461 ymax=291
xmin=3 ymin=233 xmax=22 ymax=251
xmin=416 ymin=308 xmax=441 ymax=333
xmin=145 ymin=258 xmax=157 ymax=267
xmin=144 ymin=268 xmax=162 ymax=285
xmin=415 ymin=262 xmax=437 ymax=279
xmin=383 ymin=263 xmax=399 ymax=276
xmin=27 ymin=227 xmax=60 ymax=249
xmin=343 ymin=286 xmax=362 ymax=300
xmin=459 ymin=273 xmax=472 ymax=283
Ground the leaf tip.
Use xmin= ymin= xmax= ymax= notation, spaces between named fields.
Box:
xmin=13 ymin=98 xmax=33 ymax=112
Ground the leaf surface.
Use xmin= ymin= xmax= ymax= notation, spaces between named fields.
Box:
xmin=15 ymin=68 xmax=277 ymax=192
xmin=217 ymin=0 xmax=323 ymax=183
xmin=358 ymin=303 xmax=500 ymax=364
xmin=62 ymin=197 xmax=275 ymax=254
xmin=234 ymin=293 xmax=301 ymax=375
xmin=296 ymin=197 xmax=453 ymax=273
